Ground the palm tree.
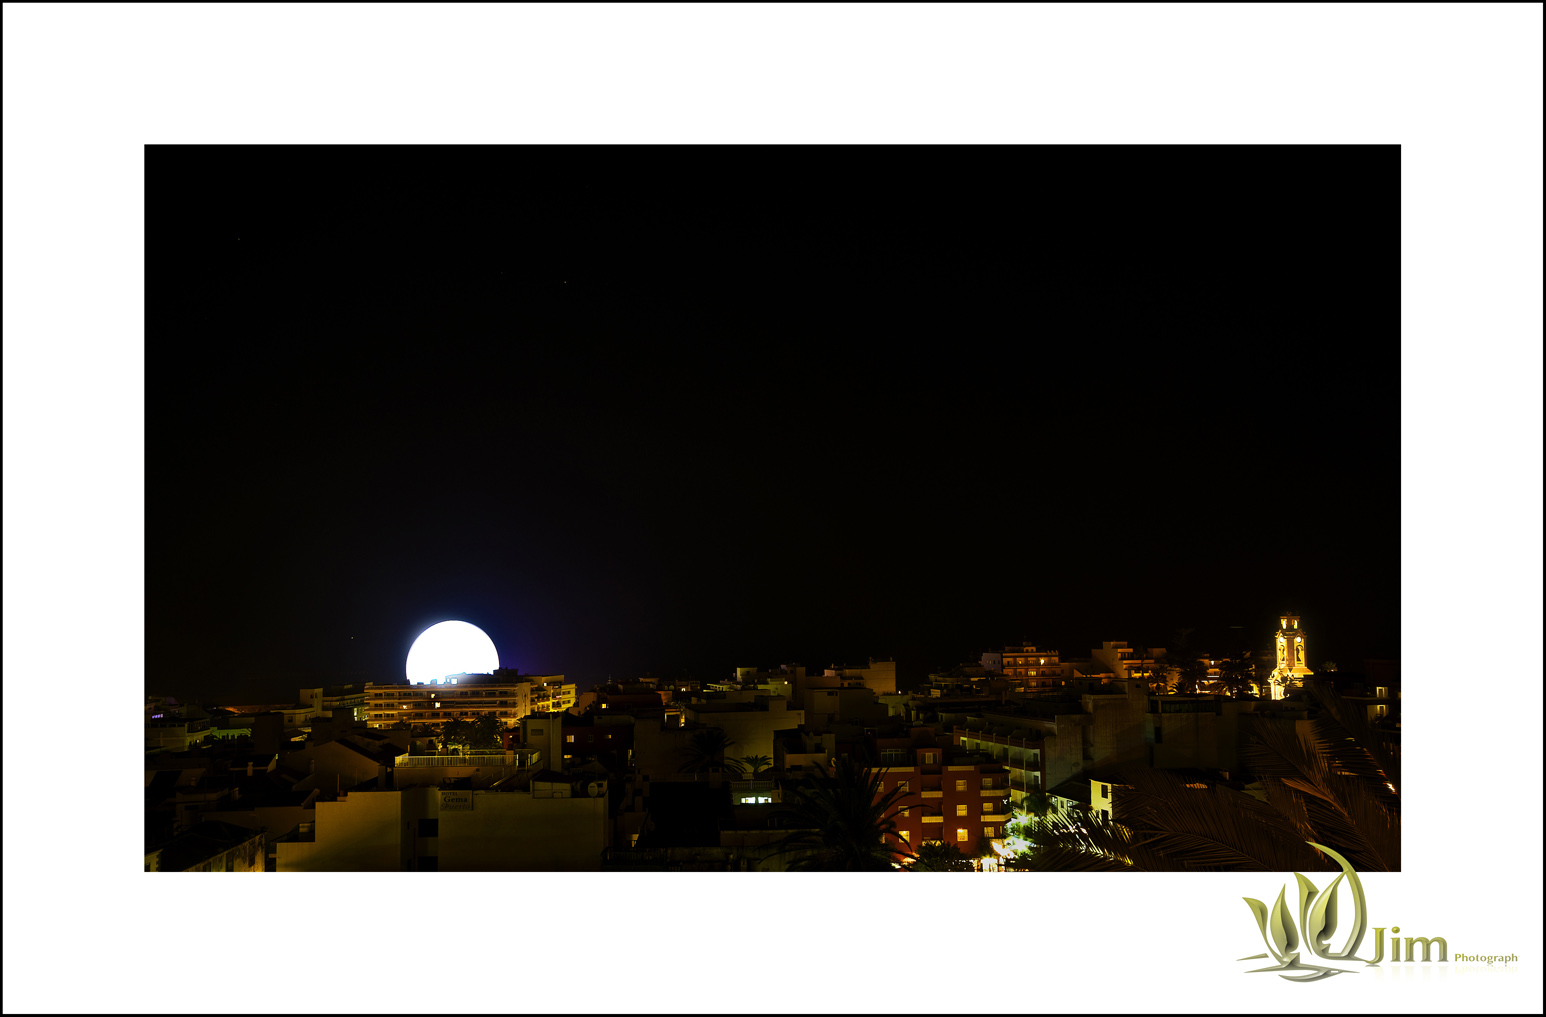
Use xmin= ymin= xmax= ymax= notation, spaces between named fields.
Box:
xmin=680 ymin=726 xmax=736 ymax=774
xmin=1020 ymin=684 xmax=1399 ymax=872
xmin=911 ymin=840 xmax=974 ymax=871
xmin=767 ymin=756 xmax=916 ymax=871
xmin=1215 ymin=654 xmax=1256 ymax=697
xmin=467 ymin=713 xmax=502 ymax=751
xmin=736 ymin=754 xmax=773 ymax=778
xmin=1169 ymin=652 xmax=1210 ymax=694
xmin=439 ymin=718 xmax=471 ymax=755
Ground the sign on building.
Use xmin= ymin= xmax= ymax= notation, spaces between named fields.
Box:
xmin=440 ymin=791 xmax=473 ymax=811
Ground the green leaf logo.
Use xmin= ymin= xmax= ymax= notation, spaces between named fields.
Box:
xmin=1239 ymin=842 xmax=1370 ymax=981
xmin=1269 ymin=886 xmax=1298 ymax=956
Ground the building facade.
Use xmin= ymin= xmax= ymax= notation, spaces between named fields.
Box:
xmin=364 ymin=672 xmax=575 ymax=729
xmin=275 ymin=778 xmax=609 ymax=872
xmin=868 ymin=737 xmax=1012 ymax=860
xmin=1268 ymin=613 xmax=1314 ymax=699
xmin=997 ymin=644 xmax=1062 ymax=686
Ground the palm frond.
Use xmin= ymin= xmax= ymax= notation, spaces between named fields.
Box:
xmin=766 ymin=758 xmax=915 ymax=870
xmin=1111 ymin=768 xmax=1333 ymax=872
xmin=1241 ymin=717 xmax=1399 ymax=871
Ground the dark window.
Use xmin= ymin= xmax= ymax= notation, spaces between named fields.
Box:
xmin=418 ymin=856 xmax=438 ymax=871
xmin=419 ymin=819 xmax=439 ymax=837
xmin=1154 ymin=725 xmax=1163 ymax=744
xmin=1102 ymin=784 xmax=1110 ymax=798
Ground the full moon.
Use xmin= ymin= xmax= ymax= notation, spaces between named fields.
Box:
xmin=405 ymin=620 xmax=500 ymax=684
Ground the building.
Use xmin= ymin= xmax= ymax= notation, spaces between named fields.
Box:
xmin=146 ymin=820 xmax=266 ymax=873
xmin=868 ymin=730 xmax=1012 ymax=860
xmin=681 ymin=695 xmax=805 ymax=762
xmin=1337 ymin=679 xmax=1401 ymax=725
xmin=548 ymin=712 xmax=634 ymax=766
xmin=146 ymin=709 xmax=212 ymax=752
xmin=1268 ymin=613 xmax=1314 ymax=699
xmin=297 ymin=684 xmax=370 ymax=722
xmin=951 ymin=716 xmax=1048 ymax=805
xmin=998 ymin=644 xmax=1062 ymax=687
xmin=942 ymin=682 xmax=1250 ymax=804
xmin=283 ymin=734 xmax=400 ymax=794
xmin=363 ymin=671 xmax=574 ymax=730
xmin=275 ymin=774 xmax=609 ymax=871
xmin=1089 ymin=641 xmax=1168 ymax=687
xmin=208 ymin=787 xmax=320 ymax=869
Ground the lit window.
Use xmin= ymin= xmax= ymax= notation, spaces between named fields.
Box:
xmin=900 ymin=830 xmax=911 ymax=842
xmin=984 ymin=827 xmax=996 ymax=838
xmin=955 ymin=779 xmax=967 ymax=791
xmin=957 ymin=828 xmax=969 ymax=842
xmin=956 ymin=804 xmax=968 ymax=816
xmin=898 ymin=780 xmax=908 ymax=792
xmin=565 ymin=735 xmax=575 ymax=743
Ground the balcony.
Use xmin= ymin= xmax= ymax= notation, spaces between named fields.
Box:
xmin=980 ymin=787 xmax=1008 ymax=795
xmin=730 ymin=780 xmax=775 ymax=794
xmin=920 ymin=790 xmax=943 ymax=798
xmin=394 ymin=753 xmax=516 ymax=767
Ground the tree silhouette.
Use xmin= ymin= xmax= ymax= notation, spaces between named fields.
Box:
xmin=467 ymin=713 xmax=501 ymax=751
xmin=911 ymin=840 xmax=974 ymax=871
xmin=438 ymin=719 xmax=471 ymax=754
xmin=1216 ymin=654 xmax=1257 ymax=697
xmin=1169 ymin=652 xmax=1210 ymax=694
xmin=736 ymin=754 xmax=773 ymax=778
xmin=680 ymin=727 xmax=736 ymax=773
xmin=768 ymin=757 xmax=916 ymax=870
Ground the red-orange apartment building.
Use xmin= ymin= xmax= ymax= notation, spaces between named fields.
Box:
xmin=867 ymin=729 xmax=1011 ymax=862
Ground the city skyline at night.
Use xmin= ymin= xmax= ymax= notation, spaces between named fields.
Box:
xmin=137 ymin=143 xmax=1407 ymax=879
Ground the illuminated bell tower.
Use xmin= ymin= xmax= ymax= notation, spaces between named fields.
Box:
xmin=1267 ymin=613 xmax=1315 ymax=700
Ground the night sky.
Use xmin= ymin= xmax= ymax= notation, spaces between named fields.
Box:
xmin=147 ymin=147 xmax=1400 ymax=704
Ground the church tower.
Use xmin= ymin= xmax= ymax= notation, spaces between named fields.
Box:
xmin=1267 ymin=613 xmax=1315 ymax=699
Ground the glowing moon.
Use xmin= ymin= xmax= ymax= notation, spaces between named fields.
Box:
xmin=405 ymin=621 xmax=499 ymax=684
